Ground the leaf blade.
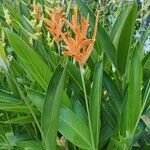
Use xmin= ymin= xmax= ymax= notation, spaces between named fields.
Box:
xmin=41 ymin=65 xmax=66 ymax=150
xmin=58 ymin=106 xmax=92 ymax=149
xmin=5 ymin=29 xmax=51 ymax=90
xmin=90 ymin=61 xmax=103 ymax=149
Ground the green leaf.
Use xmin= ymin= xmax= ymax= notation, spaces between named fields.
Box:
xmin=0 ymin=89 xmax=21 ymax=104
xmin=103 ymin=72 xmax=122 ymax=115
xmin=107 ymin=136 xmax=127 ymax=150
xmin=27 ymin=88 xmax=91 ymax=149
xmin=100 ymin=124 xmax=113 ymax=144
xmin=27 ymin=88 xmax=45 ymax=111
xmin=110 ymin=5 xmax=131 ymax=47
xmin=66 ymin=61 xmax=83 ymax=90
xmin=5 ymin=29 xmax=51 ymax=90
xmin=127 ymin=48 xmax=142 ymax=134
xmin=143 ymin=79 xmax=150 ymax=111
xmin=16 ymin=140 xmax=43 ymax=150
xmin=90 ymin=61 xmax=103 ymax=149
xmin=76 ymin=0 xmax=117 ymax=66
xmin=6 ymin=73 xmax=20 ymax=97
xmin=66 ymin=61 xmax=90 ymax=93
xmin=72 ymin=98 xmax=88 ymax=125
xmin=41 ymin=65 xmax=66 ymax=150
xmin=0 ymin=41 xmax=9 ymax=71
xmin=3 ymin=0 xmax=20 ymax=22
xmin=141 ymin=115 xmax=150 ymax=130
xmin=3 ymin=116 xmax=34 ymax=125
xmin=139 ymin=26 xmax=150 ymax=56
xmin=27 ymin=88 xmax=72 ymax=112
xmin=143 ymin=52 xmax=150 ymax=66
xmin=116 ymin=2 xmax=137 ymax=74
xmin=120 ymin=48 xmax=142 ymax=136
xmin=0 ymin=103 xmax=39 ymax=114
xmin=102 ymin=103 xmax=117 ymax=128
xmin=143 ymin=52 xmax=150 ymax=75
xmin=143 ymin=52 xmax=150 ymax=79
xmin=58 ymin=106 xmax=92 ymax=149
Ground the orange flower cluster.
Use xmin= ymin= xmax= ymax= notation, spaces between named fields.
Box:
xmin=43 ymin=6 xmax=99 ymax=66
xmin=62 ymin=6 xmax=99 ymax=66
xmin=44 ymin=8 xmax=65 ymax=47
xmin=31 ymin=4 xmax=42 ymax=20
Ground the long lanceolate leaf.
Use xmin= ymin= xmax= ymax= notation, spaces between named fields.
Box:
xmin=116 ymin=2 xmax=137 ymax=74
xmin=110 ymin=3 xmax=137 ymax=75
xmin=76 ymin=0 xmax=117 ymax=67
xmin=110 ymin=5 xmax=131 ymax=44
xmin=90 ymin=61 xmax=103 ymax=149
xmin=127 ymin=49 xmax=142 ymax=135
xmin=41 ymin=65 xmax=66 ymax=150
xmin=5 ymin=29 xmax=51 ymax=90
xmin=120 ymin=48 xmax=142 ymax=139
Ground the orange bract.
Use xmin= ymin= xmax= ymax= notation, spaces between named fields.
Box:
xmin=62 ymin=6 xmax=99 ymax=66
xmin=44 ymin=8 xmax=65 ymax=46
xmin=31 ymin=4 xmax=42 ymax=20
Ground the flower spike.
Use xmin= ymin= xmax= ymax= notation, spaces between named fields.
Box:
xmin=62 ymin=6 xmax=99 ymax=66
xmin=44 ymin=8 xmax=65 ymax=46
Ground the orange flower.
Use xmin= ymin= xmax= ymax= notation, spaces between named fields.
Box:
xmin=44 ymin=8 xmax=65 ymax=46
xmin=62 ymin=6 xmax=99 ymax=66
xmin=65 ymin=5 xmax=90 ymax=39
xmin=31 ymin=3 xmax=42 ymax=20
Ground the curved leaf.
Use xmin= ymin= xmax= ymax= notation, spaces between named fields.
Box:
xmin=117 ymin=2 xmax=137 ymax=74
xmin=5 ymin=29 xmax=51 ymax=90
xmin=120 ymin=48 xmax=142 ymax=137
xmin=90 ymin=61 xmax=103 ymax=149
xmin=58 ymin=106 xmax=92 ymax=150
xmin=41 ymin=65 xmax=66 ymax=150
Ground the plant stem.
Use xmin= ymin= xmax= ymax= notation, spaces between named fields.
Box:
xmin=80 ymin=66 xmax=95 ymax=150
xmin=26 ymin=102 xmax=47 ymax=149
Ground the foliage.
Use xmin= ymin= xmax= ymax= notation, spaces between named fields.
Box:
xmin=0 ymin=0 xmax=150 ymax=150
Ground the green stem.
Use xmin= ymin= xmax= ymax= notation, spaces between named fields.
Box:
xmin=80 ymin=66 xmax=95 ymax=150
xmin=26 ymin=102 xmax=47 ymax=149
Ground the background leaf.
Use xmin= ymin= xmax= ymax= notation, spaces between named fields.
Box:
xmin=116 ymin=2 xmax=137 ymax=74
xmin=5 ymin=29 xmax=51 ymax=90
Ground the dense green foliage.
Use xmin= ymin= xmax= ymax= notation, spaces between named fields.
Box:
xmin=0 ymin=0 xmax=150 ymax=150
